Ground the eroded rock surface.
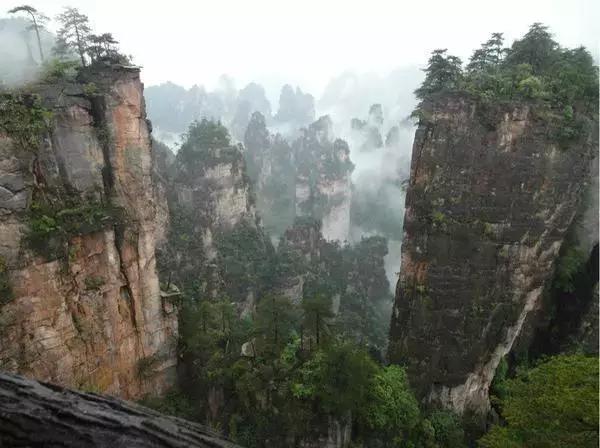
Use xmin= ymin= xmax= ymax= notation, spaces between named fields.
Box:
xmin=388 ymin=94 xmax=597 ymax=415
xmin=0 ymin=66 xmax=177 ymax=399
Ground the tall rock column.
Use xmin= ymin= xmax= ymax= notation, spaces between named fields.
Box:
xmin=388 ymin=94 xmax=597 ymax=415
xmin=0 ymin=65 xmax=177 ymax=399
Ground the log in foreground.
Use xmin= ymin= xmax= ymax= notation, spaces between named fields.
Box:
xmin=0 ymin=372 xmax=241 ymax=447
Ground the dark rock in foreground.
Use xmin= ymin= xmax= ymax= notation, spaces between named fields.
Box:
xmin=0 ymin=372 xmax=240 ymax=447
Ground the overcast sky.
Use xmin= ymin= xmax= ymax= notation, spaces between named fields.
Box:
xmin=4 ymin=0 xmax=599 ymax=97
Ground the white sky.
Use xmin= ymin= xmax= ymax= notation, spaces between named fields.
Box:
xmin=4 ymin=0 xmax=599 ymax=97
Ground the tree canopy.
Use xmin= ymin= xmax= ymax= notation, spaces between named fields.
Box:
xmin=480 ymin=355 xmax=599 ymax=448
xmin=415 ymin=24 xmax=598 ymax=112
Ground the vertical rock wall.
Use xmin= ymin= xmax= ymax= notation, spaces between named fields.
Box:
xmin=0 ymin=66 xmax=177 ymax=399
xmin=388 ymin=94 xmax=597 ymax=414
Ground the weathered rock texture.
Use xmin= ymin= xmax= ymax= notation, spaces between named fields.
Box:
xmin=0 ymin=66 xmax=177 ymax=399
xmin=388 ymin=94 xmax=597 ymax=415
xmin=294 ymin=116 xmax=354 ymax=242
xmin=158 ymin=121 xmax=263 ymax=313
xmin=0 ymin=372 xmax=239 ymax=447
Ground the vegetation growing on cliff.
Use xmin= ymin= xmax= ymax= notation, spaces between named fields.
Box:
xmin=25 ymin=193 xmax=127 ymax=261
xmin=414 ymin=24 xmax=598 ymax=147
xmin=215 ymin=219 xmax=276 ymax=301
xmin=244 ymin=113 xmax=296 ymax=236
xmin=481 ymin=355 xmax=598 ymax=448
xmin=0 ymin=92 xmax=51 ymax=153
xmin=176 ymin=119 xmax=244 ymax=179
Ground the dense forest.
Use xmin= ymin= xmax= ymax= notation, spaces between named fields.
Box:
xmin=0 ymin=5 xmax=598 ymax=448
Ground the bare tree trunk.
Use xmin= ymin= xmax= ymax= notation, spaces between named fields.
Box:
xmin=75 ymin=24 xmax=86 ymax=66
xmin=0 ymin=372 xmax=241 ymax=448
xmin=31 ymin=15 xmax=44 ymax=62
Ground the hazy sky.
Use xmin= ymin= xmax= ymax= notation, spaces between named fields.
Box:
xmin=4 ymin=0 xmax=599 ymax=96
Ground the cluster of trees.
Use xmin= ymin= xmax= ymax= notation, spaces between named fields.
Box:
xmin=414 ymin=23 xmax=598 ymax=147
xmin=8 ymin=4 xmax=129 ymax=69
xmin=146 ymin=292 xmax=466 ymax=448
xmin=482 ymin=355 xmax=598 ymax=448
xmin=152 ymin=294 xmax=598 ymax=448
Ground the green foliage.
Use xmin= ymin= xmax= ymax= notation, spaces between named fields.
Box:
xmin=428 ymin=410 xmax=466 ymax=448
xmin=40 ymin=58 xmax=79 ymax=82
xmin=0 ymin=256 xmax=13 ymax=306
xmin=415 ymin=49 xmax=463 ymax=100
xmin=466 ymin=33 xmax=506 ymax=73
xmin=489 ymin=356 xmax=509 ymax=403
xmin=84 ymin=276 xmax=105 ymax=291
xmin=414 ymin=24 xmax=598 ymax=148
xmin=138 ymin=388 xmax=196 ymax=421
xmin=8 ymin=5 xmax=48 ymax=63
xmin=254 ymin=295 xmax=299 ymax=355
xmin=294 ymin=342 xmax=377 ymax=416
xmin=362 ymin=365 xmax=421 ymax=442
xmin=482 ymin=222 xmax=494 ymax=239
xmin=504 ymin=23 xmax=558 ymax=74
xmin=25 ymin=194 xmax=127 ymax=261
xmin=0 ymin=93 xmax=51 ymax=153
xmin=176 ymin=281 xmax=459 ymax=447
xmin=55 ymin=7 xmax=91 ymax=66
xmin=479 ymin=354 xmax=599 ymax=448
xmin=215 ymin=220 xmax=276 ymax=302
xmin=301 ymin=294 xmax=334 ymax=348
xmin=83 ymin=82 xmax=99 ymax=96
xmin=156 ymin=205 xmax=206 ymax=296
xmin=431 ymin=210 xmax=448 ymax=232
xmin=516 ymin=75 xmax=544 ymax=98
xmin=176 ymin=119 xmax=241 ymax=173
xmin=553 ymin=246 xmax=587 ymax=292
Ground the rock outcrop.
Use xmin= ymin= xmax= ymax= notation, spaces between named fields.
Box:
xmin=388 ymin=94 xmax=597 ymax=415
xmin=157 ymin=119 xmax=265 ymax=314
xmin=243 ymin=113 xmax=354 ymax=243
xmin=0 ymin=65 xmax=177 ymax=399
xmin=244 ymin=112 xmax=296 ymax=237
xmin=294 ymin=116 xmax=354 ymax=242
xmin=0 ymin=371 xmax=239 ymax=448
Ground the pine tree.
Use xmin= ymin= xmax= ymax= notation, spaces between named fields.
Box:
xmin=466 ymin=33 xmax=507 ymax=73
xmin=8 ymin=5 xmax=48 ymax=63
xmin=505 ymin=23 xmax=559 ymax=74
xmin=255 ymin=295 xmax=298 ymax=355
xmin=55 ymin=7 xmax=91 ymax=66
xmin=88 ymin=33 xmax=119 ymax=63
xmin=415 ymin=49 xmax=463 ymax=99
xmin=302 ymin=294 xmax=334 ymax=348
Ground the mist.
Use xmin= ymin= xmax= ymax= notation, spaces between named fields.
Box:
xmin=0 ymin=17 xmax=54 ymax=87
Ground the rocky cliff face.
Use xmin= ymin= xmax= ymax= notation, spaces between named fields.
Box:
xmin=0 ymin=66 xmax=177 ymax=399
xmin=158 ymin=119 xmax=265 ymax=314
xmin=388 ymin=94 xmax=597 ymax=415
xmin=294 ymin=116 xmax=354 ymax=243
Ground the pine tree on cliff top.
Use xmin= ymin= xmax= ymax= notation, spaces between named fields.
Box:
xmin=55 ymin=7 xmax=92 ymax=66
xmin=415 ymin=49 xmax=463 ymax=100
xmin=8 ymin=5 xmax=48 ymax=63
